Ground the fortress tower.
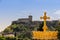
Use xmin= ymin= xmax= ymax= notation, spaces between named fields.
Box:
xmin=29 ymin=15 xmax=32 ymax=22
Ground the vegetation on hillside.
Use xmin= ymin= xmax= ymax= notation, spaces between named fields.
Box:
xmin=1 ymin=21 xmax=60 ymax=40
xmin=3 ymin=24 xmax=35 ymax=40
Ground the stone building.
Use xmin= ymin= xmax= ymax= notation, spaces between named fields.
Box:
xmin=12 ymin=15 xmax=32 ymax=24
xmin=12 ymin=15 xmax=59 ymax=31
xmin=12 ymin=15 xmax=40 ymax=28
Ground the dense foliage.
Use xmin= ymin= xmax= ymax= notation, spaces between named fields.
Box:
xmin=1 ymin=21 xmax=60 ymax=40
xmin=3 ymin=24 xmax=35 ymax=40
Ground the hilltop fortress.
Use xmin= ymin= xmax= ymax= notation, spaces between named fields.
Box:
xmin=12 ymin=15 xmax=60 ymax=31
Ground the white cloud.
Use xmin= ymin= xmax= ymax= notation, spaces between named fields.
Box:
xmin=0 ymin=18 xmax=13 ymax=32
xmin=53 ymin=10 xmax=60 ymax=15
xmin=54 ymin=10 xmax=60 ymax=17
xmin=51 ymin=10 xmax=60 ymax=20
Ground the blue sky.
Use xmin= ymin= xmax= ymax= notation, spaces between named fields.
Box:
xmin=0 ymin=0 xmax=60 ymax=32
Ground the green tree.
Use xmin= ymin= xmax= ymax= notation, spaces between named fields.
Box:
xmin=3 ymin=24 xmax=32 ymax=40
xmin=55 ymin=21 xmax=60 ymax=40
xmin=3 ymin=26 xmax=13 ymax=33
